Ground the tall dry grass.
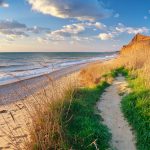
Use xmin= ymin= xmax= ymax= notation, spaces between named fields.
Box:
xmin=120 ymin=49 xmax=150 ymax=88
xmin=80 ymin=48 xmax=150 ymax=88
xmin=25 ymin=74 xmax=79 ymax=150
xmin=79 ymin=59 xmax=122 ymax=86
xmin=0 ymin=73 xmax=79 ymax=149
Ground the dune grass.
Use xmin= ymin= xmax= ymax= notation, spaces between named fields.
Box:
xmin=79 ymin=47 xmax=150 ymax=149
xmin=24 ymin=75 xmax=112 ymax=150
xmin=62 ymin=81 xmax=111 ymax=150
xmin=121 ymin=74 xmax=150 ymax=150
xmin=0 ymin=74 xmax=79 ymax=149
xmin=24 ymin=75 xmax=79 ymax=150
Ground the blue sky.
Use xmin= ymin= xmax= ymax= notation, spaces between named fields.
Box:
xmin=0 ymin=0 xmax=150 ymax=52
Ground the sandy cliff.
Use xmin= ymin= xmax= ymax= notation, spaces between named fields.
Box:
xmin=120 ymin=33 xmax=150 ymax=54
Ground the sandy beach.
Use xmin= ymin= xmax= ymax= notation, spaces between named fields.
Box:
xmin=0 ymin=62 xmax=90 ymax=105
xmin=0 ymin=62 xmax=90 ymax=149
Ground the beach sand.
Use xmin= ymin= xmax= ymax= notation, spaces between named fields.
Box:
xmin=0 ymin=62 xmax=90 ymax=149
xmin=0 ymin=62 xmax=89 ymax=105
xmin=0 ymin=102 xmax=30 ymax=149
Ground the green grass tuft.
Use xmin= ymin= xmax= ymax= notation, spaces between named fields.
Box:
xmin=111 ymin=67 xmax=129 ymax=77
xmin=121 ymin=75 xmax=150 ymax=150
xmin=62 ymin=81 xmax=112 ymax=150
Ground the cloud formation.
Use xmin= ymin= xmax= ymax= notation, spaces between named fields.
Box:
xmin=28 ymin=0 xmax=112 ymax=21
xmin=42 ymin=22 xmax=107 ymax=41
xmin=115 ymin=23 xmax=149 ymax=34
xmin=0 ymin=0 xmax=9 ymax=8
xmin=98 ymin=33 xmax=113 ymax=40
xmin=98 ymin=23 xmax=149 ymax=40
xmin=0 ymin=20 xmax=50 ymax=41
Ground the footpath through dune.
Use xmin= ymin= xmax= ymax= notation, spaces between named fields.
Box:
xmin=97 ymin=76 xmax=136 ymax=150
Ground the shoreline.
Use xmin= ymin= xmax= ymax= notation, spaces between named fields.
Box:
xmin=0 ymin=62 xmax=90 ymax=149
xmin=0 ymin=61 xmax=96 ymax=105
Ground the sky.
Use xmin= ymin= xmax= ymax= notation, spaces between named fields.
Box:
xmin=0 ymin=0 xmax=150 ymax=52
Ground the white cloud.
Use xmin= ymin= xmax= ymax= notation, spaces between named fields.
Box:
xmin=43 ymin=22 xmax=107 ymax=41
xmin=115 ymin=23 xmax=149 ymax=34
xmin=27 ymin=0 xmax=112 ymax=21
xmin=88 ymin=22 xmax=107 ymax=30
xmin=49 ymin=23 xmax=85 ymax=39
xmin=97 ymin=23 xmax=149 ymax=41
xmin=98 ymin=33 xmax=113 ymax=40
xmin=0 ymin=0 xmax=9 ymax=8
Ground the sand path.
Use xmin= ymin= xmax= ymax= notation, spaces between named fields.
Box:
xmin=97 ymin=76 xmax=136 ymax=150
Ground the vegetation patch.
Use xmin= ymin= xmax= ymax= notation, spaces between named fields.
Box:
xmin=111 ymin=67 xmax=129 ymax=78
xmin=121 ymin=72 xmax=150 ymax=150
xmin=62 ymin=81 xmax=112 ymax=150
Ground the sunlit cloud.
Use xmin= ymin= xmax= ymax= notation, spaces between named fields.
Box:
xmin=0 ymin=0 xmax=9 ymax=8
xmin=115 ymin=23 xmax=149 ymax=34
xmin=98 ymin=33 xmax=113 ymax=40
xmin=97 ymin=23 xmax=149 ymax=40
xmin=27 ymin=0 xmax=113 ymax=21
xmin=39 ymin=21 xmax=107 ymax=42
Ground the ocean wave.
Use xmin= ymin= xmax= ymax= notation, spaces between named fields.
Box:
xmin=0 ymin=52 xmax=117 ymax=86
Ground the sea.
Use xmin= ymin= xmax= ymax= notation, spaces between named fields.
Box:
xmin=0 ymin=52 xmax=117 ymax=86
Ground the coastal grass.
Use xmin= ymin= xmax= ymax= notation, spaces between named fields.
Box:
xmin=0 ymin=74 xmax=79 ymax=149
xmin=79 ymin=47 xmax=150 ymax=149
xmin=25 ymin=64 xmax=149 ymax=150
xmin=62 ymin=81 xmax=111 ymax=150
xmin=25 ymin=47 xmax=150 ymax=149
xmin=79 ymin=61 xmax=120 ymax=86
xmin=121 ymin=75 xmax=150 ymax=150
xmin=24 ymin=74 xmax=112 ymax=150
xmin=24 ymin=75 xmax=79 ymax=150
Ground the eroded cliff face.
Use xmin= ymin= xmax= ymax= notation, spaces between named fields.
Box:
xmin=120 ymin=33 xmax=150 ymax=54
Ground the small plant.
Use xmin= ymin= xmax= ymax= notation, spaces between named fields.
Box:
xmin=111 ymin=67 xmax=129 ymax=77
